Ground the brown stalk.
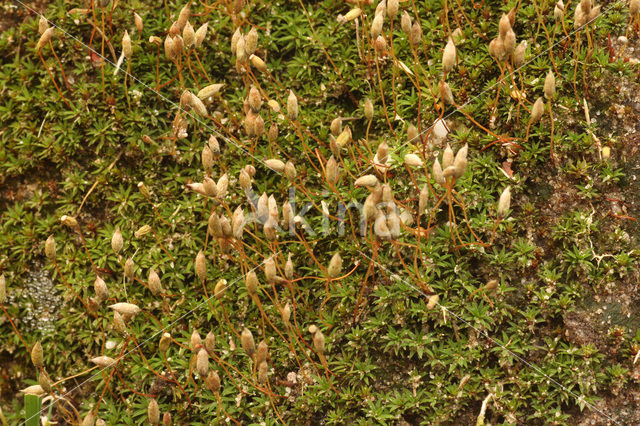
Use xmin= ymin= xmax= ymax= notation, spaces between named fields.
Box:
xmin=38 ymin=50 xmax=72 ymax=110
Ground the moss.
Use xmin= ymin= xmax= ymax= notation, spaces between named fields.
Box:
xmin=1 ymin=0 xmax=640 ymax=424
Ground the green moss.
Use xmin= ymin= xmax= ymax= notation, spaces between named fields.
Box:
xmin=1 ymin=0 xmax=640 ymax=424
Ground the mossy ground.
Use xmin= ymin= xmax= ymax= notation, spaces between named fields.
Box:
xmin=1 ymin=0 xmax=640 ymax=424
